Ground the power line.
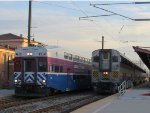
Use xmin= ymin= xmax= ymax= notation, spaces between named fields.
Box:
xmin=72 ymin=1 xmax=120 ymax=40
xmin=91 ymin=4 xmax=134 ymax=20
xmin=92 ymin=2 xmax=150 ymax=5
xmin=79 ymin=14 xmax=115 ymax=20
xmin=119 ymin=25 xmax=124 ymax=34
xmin=35 ymin=1 xmax=81 ymax=12
xmin=70 ymin=1 xmax=89 ymax=17
xmin=91 ymin=4 xmax=150 ymax=21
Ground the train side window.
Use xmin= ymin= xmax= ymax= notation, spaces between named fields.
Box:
xmin=73 ymin=55 xmax=76 ymax=61
xmin=77 ymin=56 xmax=79 ymax=62
xmin=102 ymin=52 xmax=109 ymax=59
xmin=38 ymin=61 xmax=47 ymax=72
xmin=112 ymin=56 xmax=118 ymax=62
xmin=49 ymin=65 xmax=54 ymax=72
xmin=89 ymin=59 xmax=91 ymax=64
xmin=55 ymin=66 xmax=59 ymax=72
xmin=64 ymin=52 xmax=68 ymax=59
xmin=60 ymin=66 xmax=63 ymax=72
xmin=69 ymin=54 xmax=72 ymax=60
xmin=93 ymin=55 xmax=99 ymax=62
xmin=83 ymin=58 xmax=86 ymax=63
xmin=79 ymin=57 xmax=83 ymax=62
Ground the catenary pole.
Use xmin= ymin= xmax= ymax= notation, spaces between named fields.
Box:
xmin=28 ymin=0 xmax=32 ymax=46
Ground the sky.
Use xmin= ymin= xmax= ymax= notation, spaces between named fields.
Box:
xmin=0 ymin=0 xmax=150 ymax=69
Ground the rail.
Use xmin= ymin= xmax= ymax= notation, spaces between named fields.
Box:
xmin=118 ymin=80 xmax=134 ymax=96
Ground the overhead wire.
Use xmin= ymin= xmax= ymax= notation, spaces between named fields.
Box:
xmin=88 ymin=1 xmax=124 ymax=43
xmin=93 ymin=1 xmax=150 ymax=5
xmin=35 ymin=1 xmax=127 ymax=45
xmin=34 ymin=1 xmax=82 ymax=12
xmin=71 ymin=1 xmax=118 ymax=42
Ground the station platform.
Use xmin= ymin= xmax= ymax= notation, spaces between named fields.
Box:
xmin=72 ymin=83 xmax=150 ymax=113
xmin=0 ymin=89 xmax=14 ymax=98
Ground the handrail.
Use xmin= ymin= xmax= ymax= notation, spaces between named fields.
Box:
xmin=118 ymin=80 xmax=134 ymax=96
xmin=118 ymin=81 xmax=126 ymax=96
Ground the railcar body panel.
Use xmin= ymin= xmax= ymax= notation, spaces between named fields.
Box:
xmin=14 ymin=46 xmax=91 ymax=97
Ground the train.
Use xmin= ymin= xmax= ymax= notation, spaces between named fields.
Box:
xmin=14 ymin=45 xmax=92 ymax=97
xmin=92 ymin=49 xmax=147 ymax=94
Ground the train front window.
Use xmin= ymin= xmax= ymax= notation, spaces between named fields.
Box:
xmin=38 ymin=61 xmax=47 ymax=72
xmin=93 ymin=55 xmax=99 ymax=62
xmin=25 ymin=60 xmax=35 ymax=72
xmin=112 ymin=56 xmax=118 ymax=62
xmin=102 ymin=52 xmax=109 ymax=60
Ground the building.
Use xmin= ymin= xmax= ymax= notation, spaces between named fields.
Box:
xmin=0 ymin=45 xmax=15 ymax=87
xmin=0 ymin=33 xmax=45 ymax=87
xmin=0 ymin=33 xmax=44 ymax=48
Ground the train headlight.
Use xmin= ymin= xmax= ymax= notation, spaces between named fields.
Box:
xmin=103 ymin=72 xmax=108 ymax=74
xmin=14 ymin=80 xmax=18 ymax=83
xmin=42 ymin=80 xmax=46 ymax=83
xmin=27 ymin=53 xmax=33 ymax=55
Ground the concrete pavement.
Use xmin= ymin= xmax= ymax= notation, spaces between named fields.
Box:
xmin=72 ymin=85 xmax=150 ymax=113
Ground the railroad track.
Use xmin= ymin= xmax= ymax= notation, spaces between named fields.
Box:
xmin=0 ymin=93 xmax=72 ymax=111
xmin=1 ymin=92 xmax=106 ymax=113
xmin=29 ymin=95 xmax=104 ymax=113
xmin=0 ymin=96 xmax=22 ymax=110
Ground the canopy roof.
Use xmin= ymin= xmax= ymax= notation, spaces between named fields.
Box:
xmin=133 ymin=46 xmax=150 ymax=70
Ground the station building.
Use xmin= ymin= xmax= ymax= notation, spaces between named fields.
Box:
xmin=0 ymin=33 xmax=44 ymax=87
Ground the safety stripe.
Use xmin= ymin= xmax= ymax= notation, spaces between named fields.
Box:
xmin=14 ymin=72 xmax=21 ymax=80
xmin=112 ymin=71 xmax=119 ymax=78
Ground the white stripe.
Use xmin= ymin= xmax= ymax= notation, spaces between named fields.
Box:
xmin=24 ymin=72 xmax=34 ymax=80
xmin=15 ymin=74 xmax=20 ymax=80
xmin=37 ymin=80 xmax=41 ymax=85
xmin=37 ymin=75 xmax=42 ymax=82
xmin=92 ymin=102 xmax=112 ymax=113
xmin=37 ymin=74 xmax=46 ymax=80
xmin=26 ymin=77 xmax=34 ymax=83
xmin=30 ymin=74 xmax=34 ymax=79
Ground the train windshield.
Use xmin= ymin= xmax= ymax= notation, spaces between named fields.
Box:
xmin=24 ymin=59 xmax=35 ymax=72
xmin=102 ymin=52 xmax=109 ymax=60
xmin=38 ymin=61 xmax=47 ymax=72
xmin=112 ymin=56 xmax=118 ymax=62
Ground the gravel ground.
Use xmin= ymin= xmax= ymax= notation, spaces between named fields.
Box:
xmin=1 ymin=93 xmax=95 ymax=113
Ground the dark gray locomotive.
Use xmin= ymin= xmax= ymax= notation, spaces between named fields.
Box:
xmin=92 ymin=49 xmax=146 ymax=93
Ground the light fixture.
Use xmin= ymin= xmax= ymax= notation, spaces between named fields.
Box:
xmin=42 ymin=80 xmax=46 ymax=83
xmin=14 ymin=79 xmax=18 ymax=83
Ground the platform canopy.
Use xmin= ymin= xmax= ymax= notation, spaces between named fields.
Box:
xmin=133 ymin=46 xmax=150 ymax=70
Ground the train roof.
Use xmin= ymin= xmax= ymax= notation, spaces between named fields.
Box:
xmin=120 ymin=54 xmax=146 ymax=73
xmin=92 ymin=49 xmax=146 ymax=73
xmin=15 ymin=45 xmax=91 ymax=64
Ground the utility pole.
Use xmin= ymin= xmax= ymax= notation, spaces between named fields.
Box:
xmin=28 ymin=0 xmax=32 ymax=46
xmin=102 ymin=36 xmax=104 ymax=50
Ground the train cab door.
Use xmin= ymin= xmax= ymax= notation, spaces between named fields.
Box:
xmin=100 ymin=50 xmax=110 ymax=79
xmin=22 ymin=58 xmax=37 ymax=84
